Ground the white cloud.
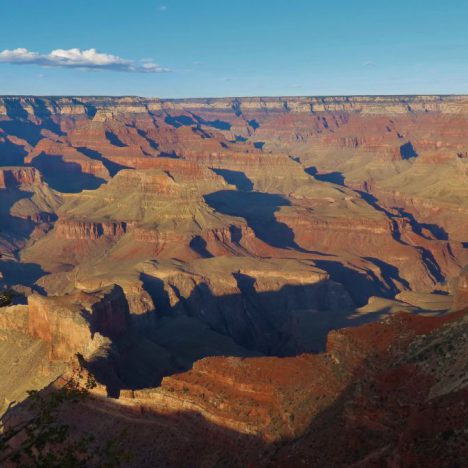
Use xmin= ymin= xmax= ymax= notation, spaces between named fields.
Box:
xmin=159 ymin=5 xmax=168 ymax=11
xmin=0 ymin=48 xmax=170 ymax=73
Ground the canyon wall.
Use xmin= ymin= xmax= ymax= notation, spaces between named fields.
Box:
xmin=1 ymin=94 xmax=467 ymax=465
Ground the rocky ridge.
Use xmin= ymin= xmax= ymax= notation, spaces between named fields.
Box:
xmin=1 ymin=94 xmax=468 ymax=465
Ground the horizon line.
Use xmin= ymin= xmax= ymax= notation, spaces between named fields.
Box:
xmin=1 ymin=93 xmax=468 ymax=100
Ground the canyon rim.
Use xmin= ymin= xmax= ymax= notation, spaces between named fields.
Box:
xmin=1 ymin=1 xmax=468 ymax=466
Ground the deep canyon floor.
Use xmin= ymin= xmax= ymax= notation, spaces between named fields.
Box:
xmin=0 ymin=95 xmax=467 ymax=466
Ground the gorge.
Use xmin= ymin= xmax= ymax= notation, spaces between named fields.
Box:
xmin=0 ymin=95 xmax=467 ymax=466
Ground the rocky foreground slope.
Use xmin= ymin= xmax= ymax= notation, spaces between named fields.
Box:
xmin=0 ymin=95 xmax=467 ymax=465
xmin=1 ymin=288 xmax=467 ymax=466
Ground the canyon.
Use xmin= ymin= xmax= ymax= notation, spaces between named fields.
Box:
xmin=0 ymin=95 xmax=467 ymax=466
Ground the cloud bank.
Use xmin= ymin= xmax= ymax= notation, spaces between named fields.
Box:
xmin=0 ymin=48 xmax=169 ymax=73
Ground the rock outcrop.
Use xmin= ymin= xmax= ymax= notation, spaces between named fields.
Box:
xmin=1 ymin=94 xmax=467 ymax=465
xmin=27 ymin=285 xmax=130 ymax=361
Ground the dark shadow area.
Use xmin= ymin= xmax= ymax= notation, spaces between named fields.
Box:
xmin=3 ymin=315 xmax=463 ymax=468
xmin=0 ymin=120 xmax=44 ymax=147
xmin=164 ymin=114 xmax=196 ymax=128
xmin=158 ymin=151 xmax=181 ymax=159
xmin=432 ymin=289 xmax=449 ymax=296
xmin=4 ymin=99 xmax=28 ymax=120
xmin=192 ymin=115 xmax=232 ymax=131
xmin=191 ymin=126 xmax=212 ymax=139
xmin=0 ymin=260 xmax=47 ymax=294
xmin=358 ymin=190 xmax=391 ymax=216
xmin=234 ymin=135 xmax=248 ymax=142
xmin=0 ymin=188 xmax=39 ymax=240
xmin=1 ymin=99 xmax=63 ymax=145
xmin=418 ymin=248 xmax=445 ymax=283
xmin=79 ymin=100 xmax=97 ymax=119
xmin=232 ymin=98 xmax=242 ymax=116
xmin=204 ymin=190 xmax=303 ymax=250
xmin=70 ymin=268 xmax=372 ymax=395
xmin=304 ymin=166 xmax=318 ymax=176
xmin=314 ymin=259 xmax=397 ymax=306
xmin=136 ymin=129 xmax=159 ymax=150
xmin=364 ymin=257 xmax=411 ymax=293
xmin=248 ymin=119 xmax=260 ymax=130
xmin=140 ymin=274 xmax=173 ymax=314
xmin=315 ymin=171 xmax=345 ymax=185
xmin=211 ymin=168 xmax=254 ymax=191
xmin=105 ymin=130 xmax=127 ymax=147
xmin=131 ymin=276 xmax=357 ymax=363
xmin=189 ymin=235 xmax=213 ymax=258
xmin=305 ymin=166 xmax=345 ymax=185
xmin=31 ymin=99 xmax=63 ymax=136
xmin=77 ymin=147 xmax=130 ymax=177
xmin=400 ymin=141 xmax=418 ymax=160
xmin=394 ymin=207 xmax=448 ymax=240
xmin=229 ymin=225 xmax=243 ymax=243
xmin=0 ymin=138 xmax=28 ymax=166
xmin=31 ymin=153 xmax=106 ymax=193
xmin=358 ymin=190 xmax=445 ymax=284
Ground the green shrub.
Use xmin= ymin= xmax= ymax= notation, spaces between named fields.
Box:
xmin=0 ymin=289 xmax=15 ymax=307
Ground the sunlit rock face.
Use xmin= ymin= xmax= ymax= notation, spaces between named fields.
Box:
xmin=0 ymin=95 xmax=467 ymax=466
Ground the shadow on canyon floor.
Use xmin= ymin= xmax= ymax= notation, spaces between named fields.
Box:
xmin=305 ymin=166 xmax=346 ymax=185
xmin=357 ymin=190 xmax=446 ymax=283
xmin=0 ymin=189 xmax=38 ymax=239
xmin=77 ymin=146 xmax=131 ymax=177
xmin=0 ymin=260 xmax=47 ymax=301
xmin=4 ymin=331 xmax=456 ymax=468
xmin=31 ymin=152 xmax=106 ymax=193
xmin=211 ymin=168 xmax=254 ymax=191
xmin=81 ymin=271 xmax=399 ymax=398
xmin=204 ymin=190 xmax=305 ymax=251
xmin=1 ymin=102 xmax=63 ymax=146
xmin=0 ymin=138 xmax=29 ymax=166
xmin=394 ymin=207 xmax=449 ymax=240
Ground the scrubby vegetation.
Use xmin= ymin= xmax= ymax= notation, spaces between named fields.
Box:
xmin=0 ymin=368 xmax=129 ymax=467
xmin=0 ymin=289 xmax=15 ymax=308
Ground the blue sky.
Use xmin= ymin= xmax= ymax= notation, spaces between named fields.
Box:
xmin=0 ymin=0 xmax=467 ymax=97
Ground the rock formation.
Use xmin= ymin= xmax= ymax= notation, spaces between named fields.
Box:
xmin=0 ymin=95 xmax=467 ymax=466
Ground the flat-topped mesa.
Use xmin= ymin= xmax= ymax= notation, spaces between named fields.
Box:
xmin=2 ymin=95 xmax=468 ymax=119
xmin=51 ymin=168 xmax=231 ymax=231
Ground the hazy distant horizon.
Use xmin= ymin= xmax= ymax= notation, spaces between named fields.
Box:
xmin=1 ymin=94 xmax=468 ymax=100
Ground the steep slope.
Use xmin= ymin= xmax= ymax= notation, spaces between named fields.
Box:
xmin=2 ymin=297 xmax=466 ymax=467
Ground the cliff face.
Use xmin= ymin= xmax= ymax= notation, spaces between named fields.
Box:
xmin=4 ymin=301 xmax=466 ymax=467
xmin=2 ymin=95 xmax=468 ymax=116
xmin=1 ymin=93 xmax=467 ymax=355
xmin=0 ymin=94 xmax=467 ymax=464
xmin=27 ymin=285 xmax=130 ymax=361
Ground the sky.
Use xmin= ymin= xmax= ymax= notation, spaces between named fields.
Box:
xmin=0 ymin=0 xmax=467 ymax=97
